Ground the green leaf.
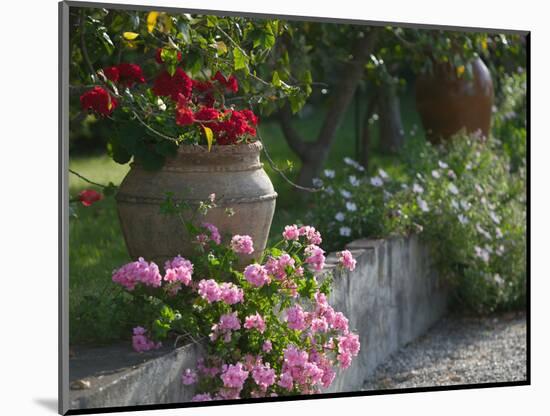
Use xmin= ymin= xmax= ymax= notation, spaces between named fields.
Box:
xmin=233 ymin=48 xmax=248 ymax=71
xmin=110 ymin=142 xmax=132 ymax=164
xmin=272 ymin=71 xmax=281 ymax=87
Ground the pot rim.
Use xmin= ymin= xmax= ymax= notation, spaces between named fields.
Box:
xmin=175 ymin=141 xmax=262 ymax=155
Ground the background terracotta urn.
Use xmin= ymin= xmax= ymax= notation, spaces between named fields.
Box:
xmin=115 ymin=141 xmax=277 ymax=264
xmin=415 ymin=57 xmax=494 ymax=144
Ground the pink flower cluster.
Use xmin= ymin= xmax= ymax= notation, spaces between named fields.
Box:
xmin=243 ymin=263 xmax=270 ymax=287
xmin=285 ymin=305 xmax=307 ymax=331
xmin=199 ymin=222 xmax=221 ymax=245
xmin=251 ymin=362 xmax=276 ymax=390
xmin=220 ymin=362 xmax=249 ymax=390
xmin=230 ymin=234 xmax=254 ymax=254
xmin=181 ymin=368 xmax=198 ymax=385
xmin=244 ymin=312 xmax=266 ymax=333
xmin=278 ymin=346 xmax=325 ymax=392
xmin=305 ymin=244 xmax=326 ymax=272
xmin=337 ymin=250 xmax=357 ymax=271
xmin=197 ymin=279 xmax=244 ymax=305
xmin=132 ymin=327 xmax=161 ymax=353
xmin=112 ymin=257 xmax=162 ymax=291
xmin=164 ymin=255 xmax=193 ymax=286
xmin=336 ymin=333 xmax=361 ymax=369
xmin=282 ymin=224 xmax=322 ymax=245
xmin=211 ymin=312 xmax=241 ymax=342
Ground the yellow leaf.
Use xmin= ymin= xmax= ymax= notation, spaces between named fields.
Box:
xmin=203 ymin=126 xmax=214 ymax=152
xmin=216 ymin=41 xmax=228 ymax=55
xmin=147 ymin=11 xmax=159 ymax=33
xmin=123 ymin=32 xmax=139 ymax=40
xmin=456 ymin=65 xmax=465 ymax=77
xmin=481 ymin=39 xmax=488 ymax=51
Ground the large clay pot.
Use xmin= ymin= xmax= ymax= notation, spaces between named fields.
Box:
xmin=115 ymin=142 xmax=277 ymax=264
xmin=415 ymin=57 xmax=494 ymax=144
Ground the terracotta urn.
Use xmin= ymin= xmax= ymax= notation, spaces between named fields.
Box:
xmin=415 ymin=57 xmax=494 ymax=144
xmin=115 ymin=141 xmax=277 ymax=264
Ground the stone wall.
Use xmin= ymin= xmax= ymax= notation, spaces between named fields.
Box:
xmin=69 ymin=234 xmax=447 ymax=410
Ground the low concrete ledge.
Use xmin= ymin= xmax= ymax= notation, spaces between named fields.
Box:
xmin=325 ymin=234 xmax=447 ymax=393
xmin=69 ymin=234 xmax=447 ymax=409
xmin=69 ymin=341 xmax=203 ymax=409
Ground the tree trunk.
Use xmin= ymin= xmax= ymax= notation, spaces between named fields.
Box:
xmin=277 ymin=29 xmax=379 ymax=188
xmin=378 ymin=81 xmax=405 ymax=154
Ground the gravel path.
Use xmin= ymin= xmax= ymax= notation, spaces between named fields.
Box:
xmin=363 ymin=312 xmax=527 ymax=390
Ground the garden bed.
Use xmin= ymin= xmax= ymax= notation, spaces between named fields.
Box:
xmin=70 ymin=234 xmax=447 ymax=409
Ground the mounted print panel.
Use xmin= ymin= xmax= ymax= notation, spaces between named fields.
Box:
xmin=59 ymin=1 xmax=529 ymax=414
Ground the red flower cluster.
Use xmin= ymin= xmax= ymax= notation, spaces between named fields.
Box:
xmin=152 ymin=68 xmax=193 ymax=101
xmin=175 ymin=105 xmax=195 ymax=126
xmin=213 ymin=71 xmax=239 ymax=93
xmin=78 ymin=189 xmax=103 ymax=207
xmin=104 ymin=63 xmax=145 ymax=87
xmin=155 ymin=48 xmax=183 ymax=64
xmin=80 ymin=86 xmax=117 ymax=116
xmin=195 ymin=107 xmax=220 ymax=121
xmin=211 ymin=109 xmax=258 ymax=145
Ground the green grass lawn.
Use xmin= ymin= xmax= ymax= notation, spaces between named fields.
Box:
xmin=69 ymin=93 xmax=425 ymax=345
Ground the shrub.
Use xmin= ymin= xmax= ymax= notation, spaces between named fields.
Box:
xmin=110 ymin=194 xmax=360 ymax=400
xmin=311 ymin=134 xmax=526 ymax=313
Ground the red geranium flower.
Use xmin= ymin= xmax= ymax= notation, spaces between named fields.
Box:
xmin=103 ymin=66 xmax=120 ymax=83
xmin=80 ymin=86 xmax=118 ymax=116
xmin=212 ymin=71 xmax=239 ymax=93
xmin=194 ymin=107 xmax=220 ymax=121
xmin=78 ymin=189 xmax=103 ymax=207
xmin=117 ymin=63 xmax=146 ymax=87
xmin=152 ymin=68 xmax=193 ymax=101
xmin=175 ymin=103 xmax=195 ymax=126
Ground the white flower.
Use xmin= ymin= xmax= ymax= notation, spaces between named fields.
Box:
xmin=339 ymin=226 xmax=352 ymax=237
xmin=451 ymin=199 xmax=459 ymax=210
xmin=312 ymin=178 xmax=323 ymax=187
xmin=448 ymin=183 xmax=459 ymax=195
xmin=370 ymin=176 xmax=383 ymax=187
xmin=346 ymin=201 xmax=357 ymax=212
xmin=157 ymin=98 xmax=167 ymax=111
xmin=465 ymin=163 xmax=473 ymax=171
xmin=489 ymin=211 xmax=501 ymax=225
xmin=324 ymin=169 xmax=335 ymax=178
xmin=349 ymin=175 xmax=360 ymax=187
xmin=431 ymin=170 xmax=441 ymax=179
xmin=476 ymin=223 xmax=492 ymax=240
xmin=416 ymin=173 xmax=423 ymax=180
xmin=438 ymin=160 xmax=449 ymax=169
xmin=460 ymin=199 xmax=471 ymax=211
xmin=416 ymin=197 xmax=430 ymax=213
xmin=340 ymin=189 xmax=352 ymax=199
xmin=343 ymin=157 xmax=355 ymax=166
xmin=458 ymin=214 xmax=469 ymax=224
xmin=325 ymin=186 xmax=335 ymax=195
xmin=335 ymin=212 xmax=345 ymax=222
xmin=401 ymin=183 xmax=409 ymax=190
xmin=496 ymin=245 xmax=505 ymax=256
xmin=378 ymin=169 xmax=389 ymax=180
xmin=475 ymin=184 xmax=484 ymax=194
xmin=474 ymin=246 xmax=490 ymax=263
xmin=495 ymin=227 xmax=503 ymax=239
xmin=412 ymin=183 xmax=424 ymax=194
xmin=493 ymin=274 xmax=504 ymax=286
xmin=447 ymin=170 xmax=457 ymax=180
